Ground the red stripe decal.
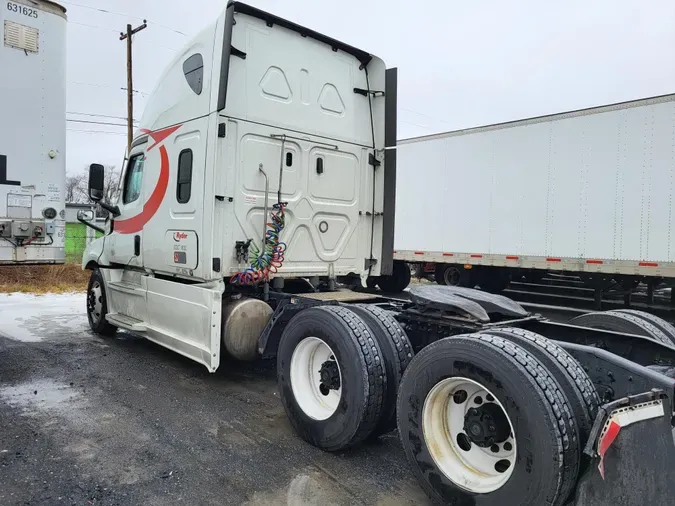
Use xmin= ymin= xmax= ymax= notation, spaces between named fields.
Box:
xmin=115 ymin=144 xmax=170 ymax=234
xmin=586 ymin=259 xmax=603 ymax=265
xmin=141 ymin=124 xmax=182 ymax=151
xmin=506 ymin=256 xmax=519 ymax=260
xmin=115 ymin=124 xmax=182 ymax=234
xmin=639 ymin=262 xmax=658 ymax=267
xmin=597 ymin=421 xmax=621 ymax=480
xmin=443 ymin=253 xmax=454 ymax=257
xmin=414 ymin=251 xmax=424 ymax=255
xmin=546 ymin=257 xmax=561 ymax=262
xmin=470 ymin=254 xmax=483 ymax=258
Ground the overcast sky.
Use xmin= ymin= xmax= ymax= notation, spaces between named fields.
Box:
xmin=64 ymin=0 xmax=675 ymax=174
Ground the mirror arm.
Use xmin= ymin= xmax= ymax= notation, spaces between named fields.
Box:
xmin=98 ymin=201 xmax=121 ymax=217
xmin=77 ymin=215 xmax=105 ymax=234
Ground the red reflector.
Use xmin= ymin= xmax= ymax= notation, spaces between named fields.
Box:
xmin=414 ymin=251 xmax=424 ymax=255
xmin=586 ymin=259 xmax=603 ymax=265
xmin=639 ymin=262 xmax=658 ymax=267
xmin=470 ymin=254 xmax=483 ymax=258
xmin=598 ymin=421 xmax=621 ymax=480
xmin=506 ymin=256 xmax=519 ymax=260
xmin=442 ymin=253 xmax=454 ymax=257
xmin=546 ymin=257 xmax=561 ymax=262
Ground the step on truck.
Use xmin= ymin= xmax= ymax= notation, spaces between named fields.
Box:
xmin=0 ymin=0 xmax=67 ymax=264
xmin=80 ymin=3 xmax=675 ymax=504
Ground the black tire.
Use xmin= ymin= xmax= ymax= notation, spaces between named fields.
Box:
xmin=397 ymin=334 xmax=579 ymax=506
xmin=348 ymin=304 xmax=414 ymax=437
xmin=481 ymin=328 xmax=599 ymax=450
xmin=569 ymin=311 xmax=672 ymax=346
xmin=277 ymin=306 xmax=386 ymax=451
xmin=86 ymin=269 xmax=117 ymax=337
xmin=365 ymin=276 xmax=379 ymax=290
xmin=611 ymin=309 xmax=675 ymax=346
xmin=378 ymin=260 xmax=411 ymax=293
xmin=435 ymin=264 xmax=471 ymax=287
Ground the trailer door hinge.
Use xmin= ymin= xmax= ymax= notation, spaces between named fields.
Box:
xmin=368 ymin=152 xmax=381 ymax=168
xmin=359 ymin=211 xmax=383 ymax=217
xmin=354 ymin=88 xmax=385 ymax=97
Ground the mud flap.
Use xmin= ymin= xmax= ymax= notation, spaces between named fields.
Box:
xmin=572 ymin=391 xmax=675 ymax=505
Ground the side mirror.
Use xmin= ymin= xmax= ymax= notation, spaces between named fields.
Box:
xmin=76 ymin=209 xmax=94 ymax=222
xmin=88 ymin=163 xmax=105 ymax=202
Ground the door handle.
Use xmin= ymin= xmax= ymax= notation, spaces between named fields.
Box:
xmin=134 ymin=235 xmax=141 ymax=256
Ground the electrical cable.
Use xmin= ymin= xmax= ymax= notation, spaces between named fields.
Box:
xmin=230 ymin=203 xmax=287 ymax=285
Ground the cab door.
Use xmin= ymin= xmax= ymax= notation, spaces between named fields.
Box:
xmin=108 ymin=145 xmax=146 ymax=267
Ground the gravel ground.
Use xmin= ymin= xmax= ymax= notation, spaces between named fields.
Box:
xmin=0 ymin=293 xmax=430 ymax=506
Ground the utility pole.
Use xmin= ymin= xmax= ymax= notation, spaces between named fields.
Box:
xmin=120 ymin=21 xmax=147 ymax=154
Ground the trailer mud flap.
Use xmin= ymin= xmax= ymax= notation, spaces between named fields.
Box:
xmin=573 ymin=391 xmax=675 ymax=505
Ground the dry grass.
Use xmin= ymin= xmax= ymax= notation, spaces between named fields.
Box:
xmin=0 ymin=263 xmax=90 ymax=293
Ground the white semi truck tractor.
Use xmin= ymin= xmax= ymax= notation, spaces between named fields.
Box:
xmin=0 ymin=0 xmax=67 ymax=264
xmin=80 ymin=3 xmax=675 ymax=505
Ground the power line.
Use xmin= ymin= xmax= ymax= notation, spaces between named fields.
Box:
xmin=400 ymin=119 xmax=434 ymax=131
xmin=70 ymin=21 xmax=179 ymax=51
xmin=68 ymin=81 xmax=150 ymax=96
xmin=67 ymin=111 xmax=139 ymax=123
xmin=67 ymin=129 xmax=128 ymax=136
xmin=60 ymin=0 xmax=187 ymax=36
xmin=70 ymin=21 xmax=118 ymax=34
xmin=400 ymin=107 xmax=453 ymax=126
xmin=67 ymin=118 xmax=128 ymax=127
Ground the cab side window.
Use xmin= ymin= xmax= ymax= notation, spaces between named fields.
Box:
xmin=183 ymin=54 xmax=203 ymax=95
xmin=123 ymin=154 xmax=145 ymax=204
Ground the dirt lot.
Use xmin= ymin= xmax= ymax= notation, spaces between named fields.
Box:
xmin=0 ymin=293 xmax=430 ymax=506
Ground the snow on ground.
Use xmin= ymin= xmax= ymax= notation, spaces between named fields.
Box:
xmin=0 ymin=292 xmax=87 ymax=342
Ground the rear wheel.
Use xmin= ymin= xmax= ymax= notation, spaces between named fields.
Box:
xmin=86 ymin=269 xmax=117 ymax=337
xmin=435 ymin=264 xmax=472 ymax=287
xmin=611 ymin=309 xmax=675 ymax=346
xmin=348 ymin=304 xmax=413 ymax=436
xmin=277 ymin=306 xmax=386 ymax=451
xmin=378 ymin=260 xmax=411 ymax=293
xmin=397 ymin=334 xmax=579 ymax=506
xmin=569 ymin=311 xmax=672 ymax=346
xmin=482 ymin=328 xmax=598 ymax=478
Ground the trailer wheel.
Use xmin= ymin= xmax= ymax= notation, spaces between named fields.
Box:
xmin=569 ymin=311 xmax=672 ymax=346
xmin=435 ymin=264 xmax=471 ymax=287
xmin=86 ymin=269 xmax=117 ymax=337
xmin=277 ymin=306 xmax=386 ymax=451
xmin=397 ymin=334 xmax=578 ymax=506
xmin=482 ymin=328 xmax=598 ymax=471
xmin=378 ymin=260 xmax=411 ymax=293
xmin=348 ymin=304 xmax=414 ymax=437
xmin=612 ymin=309 xmax=675 ymax=346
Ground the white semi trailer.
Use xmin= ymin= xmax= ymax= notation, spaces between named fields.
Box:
xmin=0 ymin=0 xmax=67 ymax=264
xmin=389 ymin=94 xmax=675 ymax=296
xmin=80 ymin=3 xmax=675 ymax=505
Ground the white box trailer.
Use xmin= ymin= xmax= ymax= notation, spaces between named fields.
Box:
xmin=392 ymin=94 xmax=675 ymax=292
xmin=0 ymin=0 xmax=67 ymax=264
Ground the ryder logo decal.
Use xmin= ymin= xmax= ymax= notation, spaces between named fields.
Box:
xmin=173 ymin=231 xmax=188 ymax=241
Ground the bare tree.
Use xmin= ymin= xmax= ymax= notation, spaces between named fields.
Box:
xmin=65 ymin=173 xmax=87 ymax=203
xmin=68 ymin=165 xmax=121 ymax=216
